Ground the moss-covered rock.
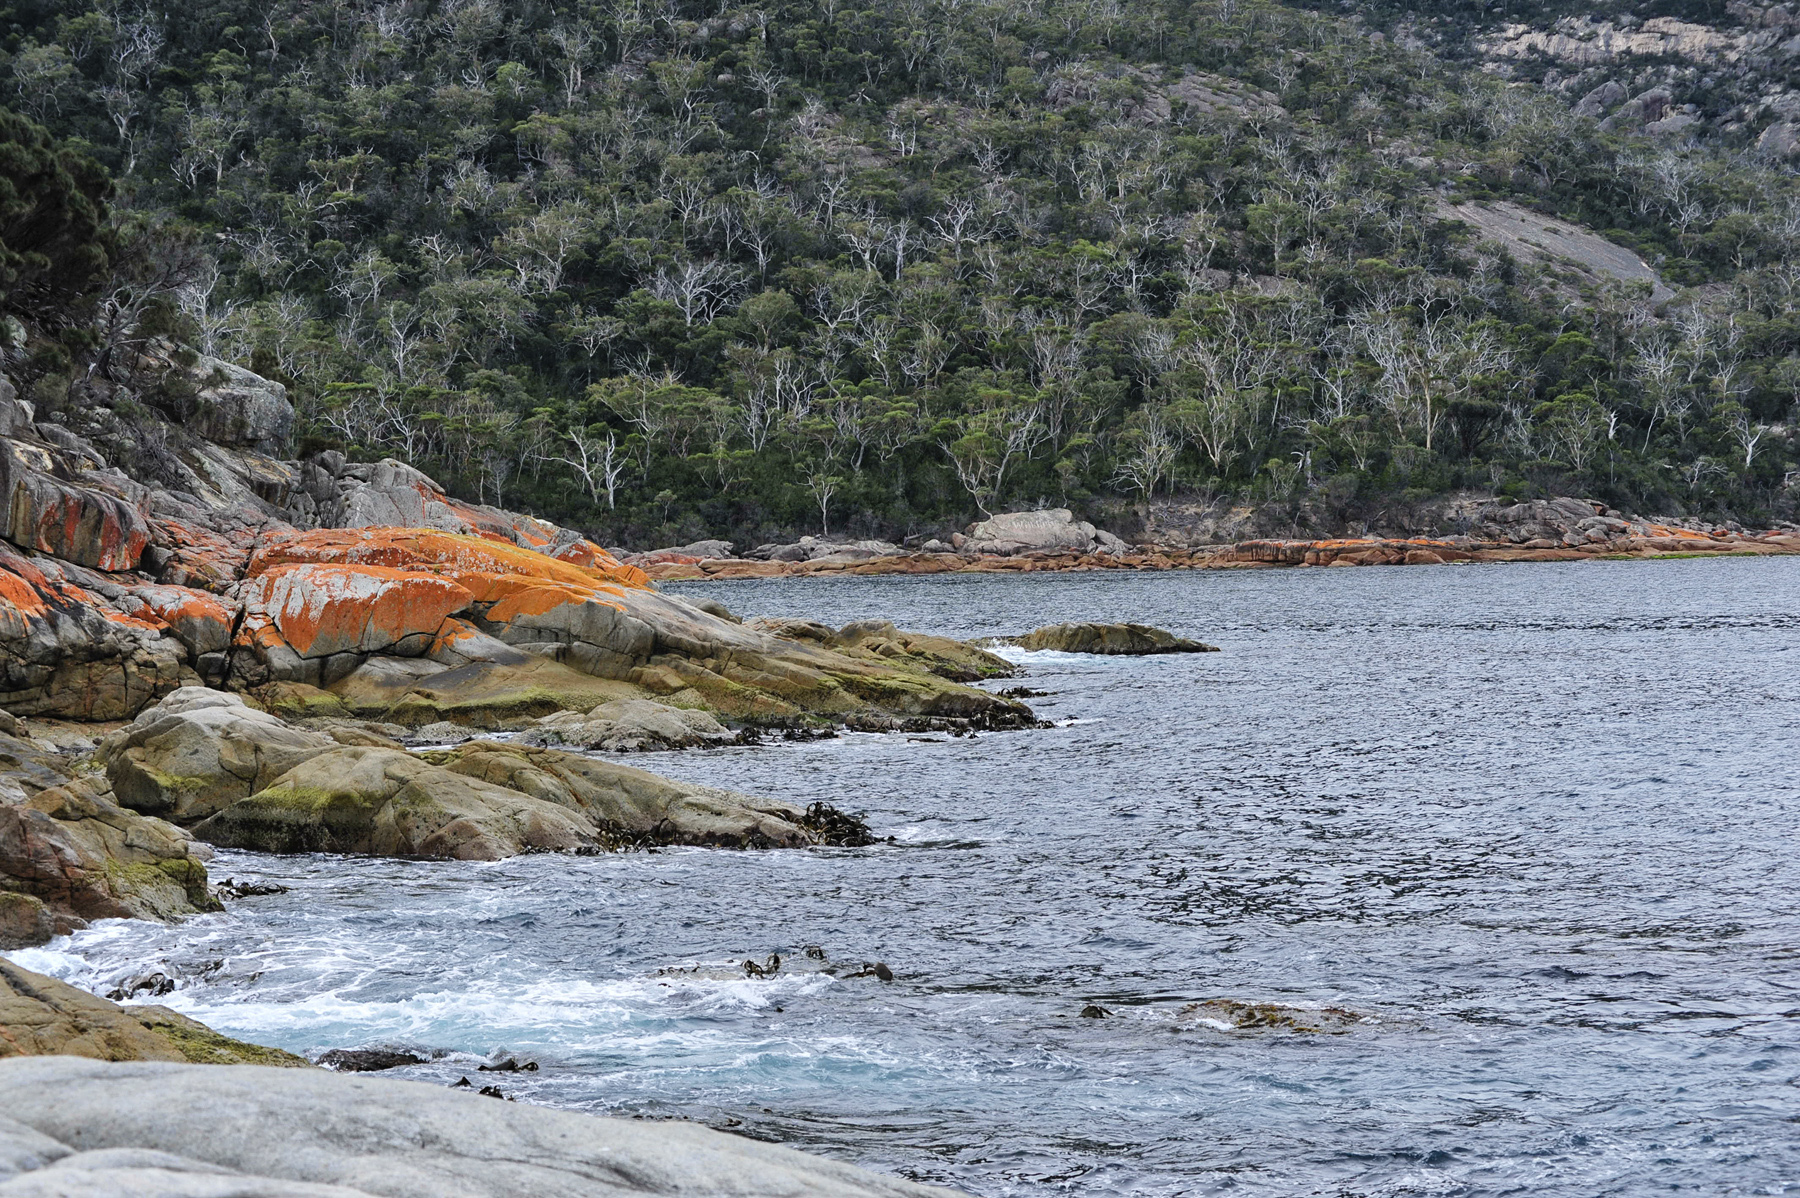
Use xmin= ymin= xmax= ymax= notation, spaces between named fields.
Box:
xmin=192 ymin=746 xmax=600 ymax=859
xmin=100 ymin=687 xmax=336 ymax=822
xmin=191 ymin=736 xmax=870 ymax=860
xmin=0 ymin=959 xmax=307 ymax=1065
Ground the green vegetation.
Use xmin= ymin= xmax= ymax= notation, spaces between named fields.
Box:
xmin=1 ymin=0 xmax=1795 ymax=544
xmin=0 ymin=107 xmax=112 ymax=354
xmin=136 ymin=1009 xmax=313 ymax=1066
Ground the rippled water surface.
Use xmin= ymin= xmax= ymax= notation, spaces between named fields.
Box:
xmin=13 ymin=558 xmax=1800 ymax=1196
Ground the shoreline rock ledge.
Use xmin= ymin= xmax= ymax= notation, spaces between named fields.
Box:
xmin=0 ymin=1056 xmax=962 ymax=1197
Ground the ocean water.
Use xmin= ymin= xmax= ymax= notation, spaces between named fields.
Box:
xmin=11 ymin=557 xmax=1800 ymax=1197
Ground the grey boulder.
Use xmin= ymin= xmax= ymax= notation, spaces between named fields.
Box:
xmin=965 ymin=509 xmax=1125 ymax=556
xmin=102 ymin=688 xmax=336 ymax=823
xmin=0 ymin=1057 xmax=959 ymax=1197
xmin=187 ymin=355 xmax=295 ymax=456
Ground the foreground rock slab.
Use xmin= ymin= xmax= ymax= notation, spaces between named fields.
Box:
xmin=1007 ymin=623 xmax=1220 ymax=655
xmin=0 ymin=961 xmax=305 ymax=1066
xmin=0 ymin=1057 xmax=960 ymax=1197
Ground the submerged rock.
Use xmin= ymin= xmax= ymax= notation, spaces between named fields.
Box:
xmin=0 ymin=959 xmax=307 ymax=1065
xmin=0 ymin=1057 xmax=959 ymax=1196
xmin=317 ymin=1049 xmax=424 ymax=1072
xmin=1176 ymin=999 xmax=1364 ymax=1033
xmin=1007 ymin=622 xmax=1219 ymax=655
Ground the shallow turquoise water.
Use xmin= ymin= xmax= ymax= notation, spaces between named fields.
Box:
xmin=13 ymin=557 xmax=1800 ymax=1196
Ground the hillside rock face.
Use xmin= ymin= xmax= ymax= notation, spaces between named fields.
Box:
xmin=185 ymin=355 xmax=295 ymax=455
xmin=0 ymin=1057 xmax=958 ymax=1197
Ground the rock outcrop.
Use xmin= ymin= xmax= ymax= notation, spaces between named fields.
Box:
xmin=0 ymin=546 xmax=185 ymax=720
xmin=0 ymin=960 xmax=306 ymax=1066
xmin=100 ymin=689 xmax=336 ymax=823
xmin=0 ymin=730 xmax=217 ymax=949
xmin=191 ymin=744 xmax=608 ymax=859
xmin=183 ymin=354 xmax=296 ymax=456
xmin=965 ymin=508 xmax=1128 ymax=556
xmin=745 ymin=535 xmax=904 ymax=564
xmin=90 ymin=696 xmax=863 ymax=861
xmin=224 ymin=528 xmax=1030 ymax=731
xmin=522 ymin=698 xmax=737 ymax=752
xmin=1007 ymin=623 xmax=1220 ymax=655
xmin=0 ymin=1057 xmax=958 ymax=1197
xmin=191 ymin=739 xmax=849 ymax=859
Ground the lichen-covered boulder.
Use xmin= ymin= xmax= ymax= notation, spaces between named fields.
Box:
xmin=237 ymin=528 xmax=1031 ymax=730
xmin=120 ymin=586 xmax=234 ymax=659
xmin=0 ymin=546 xmax=183 ymax=720
xmin=100 ymin=688 xmax=335 ymax=823
xmin=0 ymin=437 xmax=153 ymax=572
xmin=191 ymin=745 xmax=603 ymax=859
xmin=1008 ymin=622 xmax=1219 ymax=655
xmin=235 ymin=562 xmax=475 ymax=685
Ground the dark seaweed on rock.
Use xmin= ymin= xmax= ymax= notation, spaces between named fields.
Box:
xmin=797 ymin=802 xmax=879 ymax=848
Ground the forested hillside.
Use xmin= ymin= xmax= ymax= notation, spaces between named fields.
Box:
xmin=1 ymin=0 xmax=1796 ymax=547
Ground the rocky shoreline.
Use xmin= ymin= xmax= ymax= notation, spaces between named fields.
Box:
xmin=629 ymin=501 xmax=1800 ymax=582
xmin=0 ymin=348 xmax=1785 ymax=1195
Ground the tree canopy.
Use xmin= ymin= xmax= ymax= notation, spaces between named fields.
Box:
xmin=1 ymin=0 xmax=1795 ymax=543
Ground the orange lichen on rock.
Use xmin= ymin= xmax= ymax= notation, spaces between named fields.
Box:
xmin=0 ymin=559 xmax=52 ymax=625
xmin=248 ymin=528 xmax=651 ymax=598
xmin=484 ymin=580 xmax=621 ymax=622
xmin=239 ymin=562 xmax=475 ymax=659
xmin=548 ymin=538 xmax=615 ymax=568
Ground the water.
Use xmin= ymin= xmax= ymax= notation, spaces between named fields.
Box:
xmin=11 ymin=558 xmax=1800 ymax=1196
